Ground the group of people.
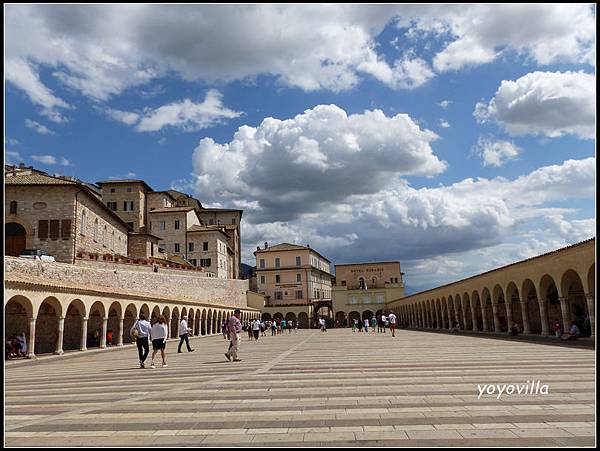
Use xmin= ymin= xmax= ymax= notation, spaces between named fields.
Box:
xmin=351 ymin=312 xmax=398 ymax=336
xmin=5 ymin=332 xmax=27 ymax=359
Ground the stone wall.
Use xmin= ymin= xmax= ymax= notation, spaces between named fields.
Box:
xmin=5 ymin=257 xmax=249 ymax=307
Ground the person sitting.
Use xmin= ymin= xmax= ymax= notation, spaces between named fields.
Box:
xmin=449 ymin=321 xmax=461 ymax=333
xmin=508 ymin=321 xmax=520 ymax=336
xmin=551 ymin=319 xmax=562 ymax=337
xmin=561 ymin=322 xmax=581 ymax=341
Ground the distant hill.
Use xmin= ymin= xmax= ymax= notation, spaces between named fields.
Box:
xmin=241 ymin=263 xmax=254 ymax=279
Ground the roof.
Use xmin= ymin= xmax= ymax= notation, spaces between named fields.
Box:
xmin=198 ymin=207 xmax=243 ymax=218
xmin=336 ymin=261 xmax=401 ymax=268
xmin=167 ymin=190 xmax=204 ymax=209
xmin=254 ymin=242 xmax=331 ymax=263
xmin=96 ymin=179 xmax=154 ymax=192
xmin=129 ymin=232 xmax=162 ymax=241
xmin=6 ymin=172 xmax=131 ymax=231
xmin=148 ymin=207 xmax=196 ymax=214
xmin=187 ymin=225 xmax=231 ymax=238
xmin=147 ymin=191 xmax=178 ymax=201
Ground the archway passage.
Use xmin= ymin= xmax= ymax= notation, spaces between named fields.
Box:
xmin=298 ymin=312 xmax=309 ymax=329
xmin=6 ymin=222 xmax=27 ymax=257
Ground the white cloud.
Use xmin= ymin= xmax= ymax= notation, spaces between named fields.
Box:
xmin=439 ymin=100 xmax=452 ymax=109
xmin=103 ymin=108 xmax=140 ymax=126
xmin=474 ymin=71 xmax=595 ymax=139
xmin=5 ymin=137 xmax=19 ymax=146
xmin=474 ymin=136 xmax=520 ymax=167
xmin=6 ymin=151 xmax=23 ymax=165
xmin=59 ymin=157 xmax=71 ymax=166
xmin=25 ymin=118 xmax=55 ymax=135
xmin=439 ymin=119 xmax=450 ymax=129
xmin=135 ymin=90 xmax=242 ymax=132
xmin=31 ymin=154 xmax=57 ymax=165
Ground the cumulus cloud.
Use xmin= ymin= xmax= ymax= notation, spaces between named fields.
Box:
xmin=6 ymin=151 xmax=23 ymax=165
xmin=474 ymin=136 xmax=520 ymax=167
xmin=31 ymin=154 xmax=71 ymax=166
xmin=192 ymin=104 xmax=446 ymax=221
xmin=474 ymin=71 xmax=595 ymax=139
xmin=439 ymin=100 xmax=452 ymax=109
xmin=25 ymin=118 xmax=55 ymax=135
xmin=439 ymin=119 xmax=450 ymax=129
xmin=103 ymin=108 xmax=140 ymax=126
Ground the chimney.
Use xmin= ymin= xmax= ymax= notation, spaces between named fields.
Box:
xmin=19 ymin=162 xmax=25 ymax=169
xmin=256 ymin=246 xmax=260 ymax=251
xmin=306 ymin=244 xmax=310 ymax=248
xmin=264 ymin=241 xmax=268 ymax=249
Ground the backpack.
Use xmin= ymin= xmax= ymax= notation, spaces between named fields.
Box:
xmin=131 ymin=321 xmax=140 ymax=340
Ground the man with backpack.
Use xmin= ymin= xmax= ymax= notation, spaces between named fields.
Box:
xmin=131 ymin=313 xmax=151 ymax=368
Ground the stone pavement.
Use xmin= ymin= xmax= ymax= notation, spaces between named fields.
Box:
xmin=4 ymin=329 xmax=596 ymax=447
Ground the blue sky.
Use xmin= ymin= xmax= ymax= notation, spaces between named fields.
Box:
xmin=5 ymin=5 xmax=596 ymax=293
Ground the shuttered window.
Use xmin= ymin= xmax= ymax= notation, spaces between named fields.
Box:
xmin=61 ymin=219 xmax=72 ymax=239
xmin=39 ymin=220 xmax=49 ymax=240
xmin=49 ymin=220 xmax=60 ymax=239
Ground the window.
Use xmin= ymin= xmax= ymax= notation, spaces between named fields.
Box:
xmin=232 ymin=218 xmax=236 ymax=225
xmin=275 ymin=274 xmax=281 ymax=283
xmin=203 ymin=242 xmax=208 ymax=251
xmin=189 ymin=259 xmax=197 ymax=266
xmin=275 ymin=257 xmax=280 ymax=268
xmin=123 ymin=201 xmax=134 ymax=211
xmin=189 ymin=242 xmax=194 ymax=252
xmin=159 ymin=221 xmax=166 ymax=231
xmin=275 ymin=291 xmax=283 ymax=300
xmin=93 ymin=219 xmax=99 ymax=241
xmin=80 ymin=210 xmax=87 ymax=235
xmin=296 ymin=290 xmax=303 ymax=299
xmin=175 ymin=220 xmax=180 ymax=230
xmin=9 ymin=201 xmax=17 ymax=214
xmin=209 ymin=219 xmax=214 ymax=225
xmin=110 ymin=188 xmax=115 ymax=193
xmin=61 ymin=219 xmax=72 ymax=239
xmin=107 ymin=202 xmax=117 ymax=211
xmin=341 ymin=280 xmax=346 ymax=286
xmin=127 ymin=222 xmax=134 ymax=229
xmin=260 ymin=259 xmax=265 ymax=268
xmin=127 ymin=187 xmax=132 ymax=192
xmin=200 ymin=258 xmax=211 ymax=267
xmin=174 ymin=243 xmax=180 ymax=253
xmin=296 ymin=273 xmax=301 ymax=282
xmin=296 ymin=256 xmax=301 ymax=266
xmin=49 ymin=220 xmax=60 ymax=240
xmin=260 ymin=275 xmax=265 ymax=284
xmin=38 ymin=220 xmax=49 ymax=240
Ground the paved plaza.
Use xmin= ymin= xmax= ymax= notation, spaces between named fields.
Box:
xmin=4 ymin=329 xmax=596 ymax=447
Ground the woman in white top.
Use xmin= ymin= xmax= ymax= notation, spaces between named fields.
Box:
xmin=150 ymin=315 xmax=169 ymax=368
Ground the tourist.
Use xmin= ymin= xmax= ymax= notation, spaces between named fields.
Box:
xmin=271 ymin=320 xmax=277 ymax=336
xmin=260 ymin=320 xmax=267 ymax=337
xmin=222 ymin=320 xmax=228 ymax=339
xmin=247 ymin=320 xmax=254 ymax=341
xmin=131 ymin=313 xmax=151 ymax=369
xmin=388 ymin=311 xmax=397 ymax=337
xmin=357 ymin=318 xmax=363 ymax=332
xmin=178 ymin=315 xmax=195 ymax=353
xmin=277 ymin=320 xmax=282 ymax=335
xmin=225 ymin=309 xmax=243 ymax=362
xmin=16 ymin=332 xmax=27 ymax=357
xmin=106 ymin=330 xmax=113 ymax=346
xmin=282 ymin=318 xmax=287 ymax=334
xmin=371 ymin=316 xmax=377 ymax=333
xmin=252 ymin=318 xmax=260 ymax=341
xmin=150 ymin=315 xmax=169 ymax=368
xmin=287 ymin=320 xmax=292 ymax=333
xmin=294 ymin=321 xmax=298 ymax=333
xmin=320 ymin=317 xmax=327 ymax=332
xmin=352 ymin=319 xmax=357 ymax=332
xmin=382 ymin=314 xmax=388 ymax=333
xmin=449 ymin=321 xmax=461 ymax=333
xmin=509 ymin=320 xmax=520 ymax=336
xmin=561 ymin=321 xmax=581 ymax=341
xmin=552 ymin=318 xmax=562 ymax=337
xmin=364 ymin=318 xmax=369 ymax=333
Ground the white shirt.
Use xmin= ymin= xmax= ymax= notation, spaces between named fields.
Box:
xmin=132 ymin=319 xmax=151 ymax=338
xmin=179 ymin=319 xmax=190 ymax=336
xmin=151 ymin=322 xmax=168 ymax=341
xmin=252 ymin=320 xmax=260 ymax=331
xmin=388 ymin=313 xmax=397 ymax=324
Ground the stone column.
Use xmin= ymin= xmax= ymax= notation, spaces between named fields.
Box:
xmin=471 ymin=307 xmax=477 ymax=331
xmin=559 ymin=297 xmax=571 ymax=332
xmin=447 ymin=307 xmax=452 ymax=330
xmin=461 ymin=308 xmax=467 ymax=330
xmin=585 ymin=293 xmax=595 ymax=338
xmin=538 ymin=299 xmax=549 ymax=336
xmin=55 ymin=317 xmax=65 ymax=355
xmin=100 ymin=317 xmax=108 ymax=349
xmin=491 ymin=303 xmax=500 ymax=333
xmin=481 ymin=304 xmax=488 ymax=332
xmin=117 ymin=317 xmax=124 ymax=346
xmin=505 ymin=302 xmax=513 ymax=330
xmin=454 ymin=307 xmax=460 ymax=328
xmin=80 ymin=317 xmax=88 ymax=351
xmin=27 ymin=317 xmax=36 ymax=359
xmin=520 ymin=301 xmax=531 ymax=335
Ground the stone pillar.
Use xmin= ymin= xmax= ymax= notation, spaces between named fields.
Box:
xmin=520 ymin=301 xmax=531 ymax=335
xmin=471 ymin=307 xmax=477 ymax=331
xmin=447 ymin=307 xmax=452 ymax=330
xmin=454 ymin=307 xmax=460 ymax=328
xmin=505 ymin=302 xmax=513 ymax=330
xmin=559 ymin=297 xmax=571 ymax=332
xmin=538 ymin=299 xmax=549 ymax=336
xmin=55 ymin=317 xmax=65 ymax=355
xmin=80 ymin=317 xmax=88 ymax=351
xmin=100 ymin=317 xmax=108 ymax=349
xmin=117 ymin=317 xmax=124 ymax=346
xmin=481 ymin=304 xmax=488 ymax=332
xmin=27 ymin=317 xmax=36 ymax=359
xmin=585 ymin=293 xmax=595 ymax=338
xmin=491 ymin=303 xmax=500 ymax=333
xmin=435 ymin=304 xmax=441 ymax=329
xmin=461 ymin=308 xmax=467 ymax=330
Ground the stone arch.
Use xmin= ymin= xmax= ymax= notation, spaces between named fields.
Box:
xmin=273 ymin=312 xmax=284 ymax=322
xmin=285 ymin=312 xmax=297 ymax=327
xmin=107 ymin=301 xmax=122 ymax=346
xmin=362 ymin=310 xmax=374 ymax=322
xmin=5 ymin=222 xmax=29 ymax=256
xmin=35 ymin=296 xmax=63 ymax=355
xmin=462 ymin=293 xmax=473 ymax=330
xmin=436 ymin=298 xmax=443 ymax=329
xmin=139 ymin=304 xmax=150 ymax=320
xmin=87 ymin=301 xmax=106 ymax=349
xmin=335 ymin=310 xmax=346 ymax=327
xmin=522 ymin=278 xmax=542 ymax=334
xmin=262 ymin=312 xmax=272 ymax=322
xmin=454 ymin=295 xmax=463 ymax=329
xmin=151 ymin=305 xmax=161 ymax=323
xmin=123 ymin=303 xmax=137 ymax=344
xmin=493 ymin=284 xmax=507 ymax=332
xmin=587 ymin=263 xmax=595 ymax=297
xmin=561 ymin=269 xmax=589 ymax=335
xmin=207 ymin=310 xmax=213 ymax=334
xmin=472 ymin=291 xmax=482 ymax=331
xmin=201 ymin=309 xmax=207 ymax=335
xmin=539 ymin=274 xmax=558 ymax=334
xmin=481 ymin=288 xmax=493 ymax=332
xmin=217 ymin=311 xmax=222 ymax=334
xmin=298 ymin=312 xmax=309 ymax=329
xmin=63 ymin=299 xmax=86 ymax=351
xmin=349 ymin=311 xmax=360 ymax=325
xmin=5 ymin=295 xmax=34 ymax=353
xmin=506 ymin=282 xmax=522 ymax=331
xmin=187 ymin=308 xmax=194 ymax=335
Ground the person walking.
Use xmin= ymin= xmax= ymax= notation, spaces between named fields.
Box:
xmin=252 ymin=318 xmax=261 ymax=341
xmin=271 ymin=320 xmax=277 ymax=336
xmin=150 ymin=315 xmax=169 ymax=368
xmin=178 ymin=315 xmax=195 ymax=353
xmin=225 ymin=309 xmax=243 ymax=362
xmin=371 ymin=316 xmax=377 ymax=333
xmin=222 ymin=320 xmax=228 ymax=339
xmin=352 ymin=318 xmax=357 ymax=332
xmin=131 ymin=313 xmax=151 ymax=368
xmin=364 ymin=318 xmax=369 ymax=333
xmin=388 ymin=311 xmax=397 ymax=337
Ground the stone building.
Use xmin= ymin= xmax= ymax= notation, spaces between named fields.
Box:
xmin=96 ymin=179 xmax=152 ymax=232
xmin=147 ymin=207 xmax=202 ymax=258
xmin=255 ymin=242 xmax=333 ymax=326
xmin=332 ymin=261 xmax=405 ymax=326
xmin=187 ymin=225 xmax=232 ymax=279
xmin=5 ymin=166 xmax=130 ymax=262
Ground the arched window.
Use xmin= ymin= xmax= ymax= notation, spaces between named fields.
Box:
xmin=359 ymin=277 xmax=366 ymax=290
xmin=9 ymin=201 xmax=18 ymax=214
xmin=80 ymin=210 xmax=87 ymax=235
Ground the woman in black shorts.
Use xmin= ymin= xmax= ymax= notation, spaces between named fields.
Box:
xmin=150 ymin=315 xmax=169 ymax=368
